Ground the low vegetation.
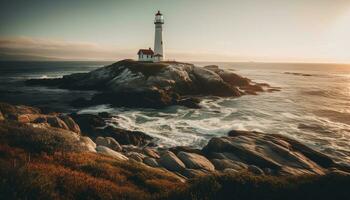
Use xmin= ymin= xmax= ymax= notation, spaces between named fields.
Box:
xmin=0 ymin=144 xmax=185 ymax=200
xmin=166 ymin=171 xmax=350 ymax=200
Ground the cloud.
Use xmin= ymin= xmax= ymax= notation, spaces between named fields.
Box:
xmin=0 ymin=37 xmax=135 ymax=61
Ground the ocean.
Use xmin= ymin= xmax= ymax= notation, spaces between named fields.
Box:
xmin=1 ymin=61 xmax=350 ymax=165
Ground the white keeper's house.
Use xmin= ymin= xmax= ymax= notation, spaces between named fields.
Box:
xmin=137 ymin=48 xmax=154 ymax=61
xmin=137 ymin=11 xmax=164 ymax=62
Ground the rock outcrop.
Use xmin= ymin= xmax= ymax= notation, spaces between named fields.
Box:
xmin=177 ymin=151 xmax=215 ymax=171
xmin=1 ymin=102 xmax=348 ymax=181
xmin=96 ymin=145 xmax=128 ymax=161
xmin=203 ymin=130 xmax=340 ymax=176
xmin=26 ymin=59 xmax=275 ymax=109
xmin=159 ymin=151 xmax=186 ymax=172
xmin=70 ymin=113 xmax=154 ymax=146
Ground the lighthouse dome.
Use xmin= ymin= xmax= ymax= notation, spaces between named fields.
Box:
xmin=154 ymin=11 xmax=164 ymax=24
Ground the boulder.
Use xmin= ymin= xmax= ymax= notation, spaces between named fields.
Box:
xmin=169 ymin=146 xmax=203 ymax=155
xmin=177 ymin=151 xmax=215 ymax=171
xmin=79 ymin=136 xmax=97 ymax=152
xmin=96 ymin=136 xmax=122 ymax=152
xmin=96 ymin=146 xmax=128 ymax=161
xmin=223 ymin=168 xmax=239 ymax=174
xmin=58 ymin=115 xmax=81 ymax=133
xmin=203 ymin=136 xmax=281 ymax=170
xmin=33 ymin=116 xmax=47 ymax=123
xmin=181 ymin=169 xmax=207 ymax=179
xmin=202 ymin=130 xmax=340 ymax=175
xmin=46 ymin=116 xmax=70 ymax=130
xmin=95 ymin=126 xmax=153 ymax=146
xmin=248 ymin=165 xmax=264 ymax=175
xmin=211 ymin=159 xmax=248 ymax=171
xmin=177 ymin=97 xmax=201 ymax=109
xmin=17 ymin=114 xmax=31 ymax=123
xmin=159 ymin=151 xmax=186 ymax=172
xmin=0 ymin=102 xmax=40 ymax=116
xmin=69 ymin=113 xmax=106 ymax=136
xmin=143 ymin=147 xmax=160 ymax=159
xmin=143 ymin=157 xmax=160 ymax=168
xmin=127 ymin=152 xmax=145 ymax=162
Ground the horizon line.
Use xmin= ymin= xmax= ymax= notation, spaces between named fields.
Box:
xmin=1 ymin=59 xmax=350 ymax=65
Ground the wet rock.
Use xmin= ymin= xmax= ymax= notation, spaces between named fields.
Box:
xmin=96 ymin=146 xmax=128 ymax=161
xmin=96 ymin=136 xmax=122 ymax=152
xmin=143 ymin=157 xmax=160 ymax=168
xmin=96 ymin=126 xmax=153 ymax=146
xmin=69 ymin=113 xmax=106 ymax=136
xmin=177 ymin=97 xmax=201 ymax=109
xmin=159 ymin=151 xmax=186 ymax=172
xmin=98 ymin=112 xmax=113 ymax=118
xmin=177 ymin=151 xmax=215 ymax=171
xmin=89 ymin=88 xmax=176 ymax=109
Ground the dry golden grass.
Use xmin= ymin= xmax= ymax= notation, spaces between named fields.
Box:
xmin=0 ymin=144 xmax=185 ymax=200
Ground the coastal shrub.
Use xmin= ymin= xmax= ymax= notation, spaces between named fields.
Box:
xmin=0 ymin=145 xmax=185 ymax=200
xmin=166 ymin=171 xmax=350 ymax=200
xmin=0 ymin=121 xmax=84 ymax=154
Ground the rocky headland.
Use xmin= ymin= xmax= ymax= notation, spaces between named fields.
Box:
xmin=26 ymin=59 xmax=278 ymax=109
xmin=1 ymin=102 xmax=350 ymax=199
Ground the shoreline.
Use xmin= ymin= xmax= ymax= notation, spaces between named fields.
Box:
xmin=1 ymin=101 xmax=350 ymax=199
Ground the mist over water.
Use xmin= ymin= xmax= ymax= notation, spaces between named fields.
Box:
xmin=1 ymin=61 xmax=350 ymax=164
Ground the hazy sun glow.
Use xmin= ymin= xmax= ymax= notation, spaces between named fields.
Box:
xmin=0 ymin=0 xmax=349 ymax=62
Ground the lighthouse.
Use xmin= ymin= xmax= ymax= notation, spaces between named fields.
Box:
xmin=153 ymin=11 xmax=164 ymax=62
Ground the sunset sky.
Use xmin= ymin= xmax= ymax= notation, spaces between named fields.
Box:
xmin=0 ymin=0 xmax=350 ymax=63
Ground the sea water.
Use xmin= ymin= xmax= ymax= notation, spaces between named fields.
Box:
xmin=1 ymin=61 xmax=350 ymax=165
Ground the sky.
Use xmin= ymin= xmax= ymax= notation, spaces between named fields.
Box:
xmin=0 ymin=0 xmax=350 ymax=63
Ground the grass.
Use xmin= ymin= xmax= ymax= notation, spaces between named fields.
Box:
xmin=0 ymin=145 xmax=185 ymax=200
xmin=165 ymin=171 xmax=350 ymax=200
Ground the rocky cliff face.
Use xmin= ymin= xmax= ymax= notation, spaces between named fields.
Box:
xmin=26 ymin=60 xmax=277 ymax=108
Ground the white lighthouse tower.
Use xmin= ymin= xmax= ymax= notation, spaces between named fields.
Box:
xmin=153 ymin=11 xmax=164 ymax=62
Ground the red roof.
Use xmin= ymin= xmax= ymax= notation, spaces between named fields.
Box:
xmin=138 ymin=48 xmax=154 ymax=55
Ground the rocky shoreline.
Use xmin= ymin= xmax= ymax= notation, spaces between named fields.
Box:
xmin=1 ymin=102 xmax=349 ymax=182
xmin=2 ymin=60 xmax=350 ymax=199
xmin=26 ymin=59 xmax=279 ymax=109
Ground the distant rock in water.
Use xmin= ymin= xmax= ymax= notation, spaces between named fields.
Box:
xmin=284 ymin=72 xmax=313 ymax=76
xmin=26 ymin=59 xmax=275 ymax=108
